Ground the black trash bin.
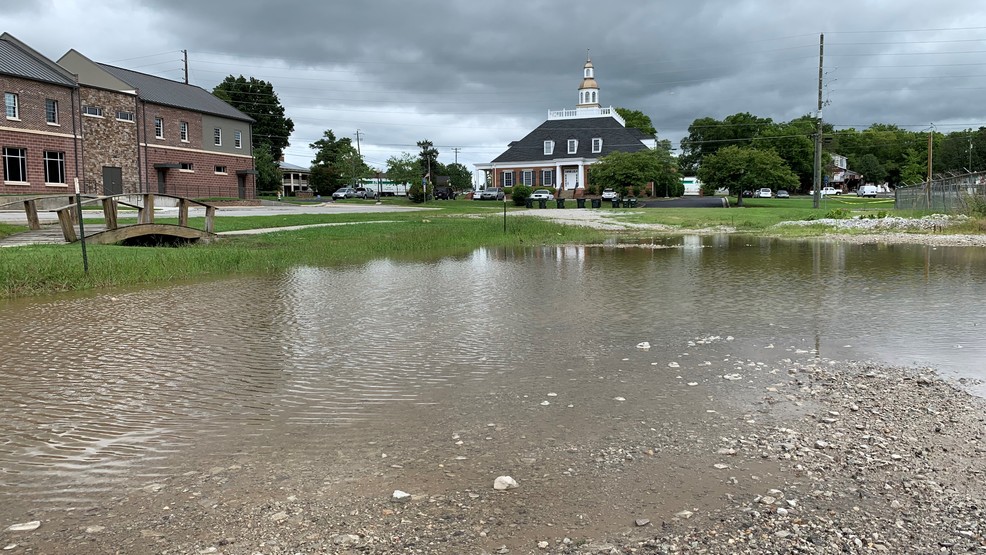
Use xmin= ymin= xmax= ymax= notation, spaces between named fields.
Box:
xmin=538 ymin=198 xmax=548 ymax=209
xmin=525 ymin=198 xmax=533 ymax=208
xmin=576 ymin=198 xmax=586 ymax=208
xmin=629 ymin=197 xmax=637 ymax=207
xmin=556 ymin=198 xmax=565 ymax=208
xmin=591 ymin=198 xmax=601 ymax=208
xmin=611 ymin=198 xmax=621 ymax=208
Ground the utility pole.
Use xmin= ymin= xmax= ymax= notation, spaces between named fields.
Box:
xmin=927 ymin=126 xmax=934 ymax=207
xmin=182 ymin=49 xmax=188 ymax=85
xmin=354 ymin=130 xmax=362 ymax=189
xmin=812 ymin=33 xmax=824 ymax=209
xmin=969 ymin=136 xmax=974 ymax=172
xmin=451 ymin=147 xmax=461 ymax=165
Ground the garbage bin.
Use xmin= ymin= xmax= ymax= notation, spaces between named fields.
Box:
xmin=629 ymin=197 xmax=637 ymax=207
xmin=556 ymin=198 xmax=565 ymax=208
xmin=622 ymin=198 xmax=630 ymax=208
xmin=591 ymin=198 xmax=601 ymax=208
xmin=538 ymin=198 xmax=548 ymax=209
xmin=525 ymin=198 xmax=533 ymax=208
xmin=611 ymin=198 xmax=621 ymax=208
xmin=576 ymin=198 xmax=586 ymax=208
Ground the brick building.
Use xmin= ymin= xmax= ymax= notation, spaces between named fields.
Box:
xmin=1 ymin=33 xmax=82 ymax=196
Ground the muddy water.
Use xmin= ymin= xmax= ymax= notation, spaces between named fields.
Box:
xmin=1 ymin=235 xmax=984 ymax=514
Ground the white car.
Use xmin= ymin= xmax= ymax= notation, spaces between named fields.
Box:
xmin=601 ymin=188 xmax=618 ymax=200
xmin=333 ymin=187 xmax=357 ymax=199
xmin=530 ymin=189 xmax=554 ymax=200
xmin=820 ymin=186 xmax=841 ymax=196
xmin=857 ymin=184 xmax=878 ymax=197
xmin=755 ymin=188 xmax=772 ymax=198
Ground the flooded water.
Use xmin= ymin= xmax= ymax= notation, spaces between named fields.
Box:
xmin=1 ymin=235 xmax=984 ymax=512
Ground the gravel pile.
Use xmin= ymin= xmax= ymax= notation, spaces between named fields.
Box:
xmin=774 ymin=213 xmax=968 ymax=231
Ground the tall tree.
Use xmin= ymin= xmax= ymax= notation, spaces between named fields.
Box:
xmin=696 ymin=145 xmax=798 ymax=206
xmin=308 ymin=130 xmax=366 ymax=194
xmin=615 ymin=107 xmax=657 ymax=137
xmin=589 ymin=148 xmax=677 ymax=197
xmin=213 ymin=75 xmax=295 ymax=161
xmin=386 ymin=152 xmax=419 ymax=187
xmin=444 ymin=163 xmax=473 ymax=190
xmin=416 ymin=140 xmax=440 ymax=181
xmin=679 ymin=113 xmax=773 ymax=174
xmin=252 ymin=145 xmax=280 ymax=192
xmin=853 ymin=153 xmax=887 ymax=185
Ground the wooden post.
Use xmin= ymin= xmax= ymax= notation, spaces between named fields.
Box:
xmin=68 ymin=196 xmax=79 ymax=225
xmin=142 ymin=194 xmax=155 ymax=224
xmin=178 ymin=198 xmax=189 ymax=227
xmin=102 ymin=197 xmax=118 ymax=230
xmin=56 ymin=208 xmax=78 ymax=242
xmin=23 ymin=199 xmax=41 ymax=230
xmin=204 ymin=206 xmax=215 ymax=233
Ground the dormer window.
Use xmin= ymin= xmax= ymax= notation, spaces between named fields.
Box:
xmin=567 ymin=139 xmax=578 ymax=154
xmin=544 ymin=140 xmax=554 ymax=155
xmin=592 ymin=138 xmax=602 ymax=153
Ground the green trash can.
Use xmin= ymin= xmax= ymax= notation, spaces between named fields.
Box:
xmin=591 ymin=198 xmax=601 ymax=208
xmin=611 ymin=198 xmax=620 ymax=208
xmin=525 ymin=198 xmax=533 ymax=208
xmin=576 ymin=198 xmax=586 ymax=208
xmin=629 ymin=197 xmax=637 ymax=207
xmin=556 ymin=198 xmax=565 ymax=208
xmin=622 ymin=198 xmax=630 ymax=208
xmin=538 ymin=198 xmax=548 ymax=209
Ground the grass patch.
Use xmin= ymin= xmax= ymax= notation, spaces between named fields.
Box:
xmin=0 ymin=222 xmax=26 ymax=240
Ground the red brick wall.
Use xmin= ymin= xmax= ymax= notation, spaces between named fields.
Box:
xmin=1 ymin=76 xmax=82 ymax=194
xmin=144 ymin=146 xmax=254 ymax=198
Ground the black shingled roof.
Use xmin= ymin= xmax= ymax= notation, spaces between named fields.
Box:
xmin=491 ymin=116 xmax=649 ymax=163
xmin=0 ymin=35 xmax=76 ymax=87
xmin=97 ymin=63 xmax=253 ymax=123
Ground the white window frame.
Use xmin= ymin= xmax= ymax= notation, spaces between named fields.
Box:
xmin=522 ymin=170 xmax=533 ymax=186
xmin=541 ymin=169 xmax=553 ymax=186
xmin=179 ymin=162 xmax=194 ymax=172
xmin=213 ymin=127 xmax=222 ymax=146
xmin=154 ymin=117 xmax=164 ymax=139
xmin=45 ymin=99 xmax=59 ymax=125
xmin=501 ymin=170 xmax=514 ymax=187
xmin=567 ymin=139 xmax=578 ymax=154
xmin=544 ymin=140 xmax=554 ymax=155
xmin=180 ymin=121 xmax=189 ymax=142
xmin=592 ymin=138 xmax=602 ymax=153
xmin=82 ymin=105 xmax=103 ymax=117
xmin=2 ymin=147 xmax=28 ymax=183
xmin=214 ymin=165 xmax=228 ymax=175
xmin=234 ymin=130 xmax=242 ymax=149
xmin=43 ymin=151 xmax=66 ymax=185
xmin=115 ymin=110 xmax=135 ymax=122
xmin=4 ymin=92 xmax=18 ymax=119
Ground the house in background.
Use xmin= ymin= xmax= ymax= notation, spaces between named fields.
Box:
xmin=827 ymin=153 xmax=862 ymax=192
xmin=475 ymin=56 xmax=654 ymax=197
xmin=1 ymin=33 xmax=82 ymax=195
xmin=59 ymin=50 xmax=256 ymax=198
xmin=278 ymin=160 xmax=310 ymax=196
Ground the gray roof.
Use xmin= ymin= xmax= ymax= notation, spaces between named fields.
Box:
xmin=97 ymin=63 xmax=253 ymax=123
xmin=0 ymin=34 xmax=75 ymax=87
xmin=492 ymin=116 xmax=649 ymax=164
xmin=277 ymin=161 xmax=309 ymax=172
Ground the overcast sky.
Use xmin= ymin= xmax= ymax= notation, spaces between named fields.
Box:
xmin=4 ymin=1 xmax=986 ymax=181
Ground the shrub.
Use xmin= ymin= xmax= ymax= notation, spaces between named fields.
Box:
xmin=824 ymin=208 xmax=850 ymax=219
xmin=408 ymin=183 xmax=431 ymax=203
xmin=502 ymin=186 xmax=513 ymax=197
xmin=964 ymin=193 xmax=986 ymax=217
xmin=511 ymin=184 xmax=533 ymax=206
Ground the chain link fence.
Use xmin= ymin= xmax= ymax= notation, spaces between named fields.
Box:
xmin=895 ymin=171 xmax=986 ymax=212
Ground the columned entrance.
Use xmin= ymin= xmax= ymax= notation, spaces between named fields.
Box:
xmin=564 ymin=169 xmax=578 ymax=190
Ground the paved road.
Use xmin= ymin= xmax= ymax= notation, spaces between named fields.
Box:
xmin=637 ymin=196 xmax=729 ymax=208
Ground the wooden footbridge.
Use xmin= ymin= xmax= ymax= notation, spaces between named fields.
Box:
xmin=0 ymin=194 xmax=216 ymax=247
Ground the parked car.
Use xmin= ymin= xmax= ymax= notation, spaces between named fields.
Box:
xmin=755 ymin=188 xmax=772 ymax=198
xmin=601 ymin=188 xmax=618 ymax=200
xmin=857 ymin=184 xmax=879 ymax=197
xmin=776 ymin=189 xmax=790 ymax=199
xmin=741 ymin=190 xmax=753 ymax=198
xmin=332 ymin=187 xmax=357 ymax=199
xmin=820 ymin=186 xmax=841 ymax=196
xmin=480 ymin=187 xmax=504 ymax=200
xmin=472 ymin=189 xmax=484 ymax=200
xmin=354 ymin=187 xmax=376 ymax=199
xmin=530 ymin=189 xmax=554 ymax=200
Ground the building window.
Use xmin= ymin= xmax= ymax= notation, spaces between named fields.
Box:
xmin=2 ymin=147 xmax=28 ymax=182
xmin=179 ymin=162 xmax=193 ymax=171
xmin=544 ymin=140 xmax=554 ymax=155
xmin=541 ymin=170 xmax=553 ymax=186
xmin=154 ymin=117 xmax=164 ymax=138
xmin=45 ymin=99 xmax=59 ymax=124
xmin=592 ymin=138 xmax=602 ymax=153
xmin=522 ymin=170 xmax=533 ymax=186
xmin=115 ymin=110 xmax=135 ymax=122
xmin=4 ymin=92 xmax=18 ymax=119
xmin=234 ymin=130 xmax=242 ymax=149
xmin=501 ymin=170 xmax=513 ymax=187
xmin=44 ymin=151 xmax=66 ymax=184
xmin=567 ymin=139 xmax=578 ymax=154
xmin=213 ymin=127 xmax=222 ymax=146
xmin=214 ymin=165 xmax=227 ymax=174
xmin=180 ymin=121 xmax=189 ymax=142
xmin=82 ymin=105 xmax=102 ymax=117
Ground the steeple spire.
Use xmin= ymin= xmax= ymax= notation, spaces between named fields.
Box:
xmin=577 ymin=52 xmax=599 ymax=108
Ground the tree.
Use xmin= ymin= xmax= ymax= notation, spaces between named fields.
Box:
xmin=756 ymin=116 xmax=816 ymax=192
xmin=417 ymin=140 xmax=440 ymax=180
xmin=252 ymin=145 xmax=280 ymax=192
xmin=853 ymin=153 xmax=887 ymax=185
xmin=444 ymin=163 xmax=472 ymax=190
xmin=696 ymin=145 xmax=798 ymax=206
xmin=386 ymin=153 xmax=419 ymax=188
xmin=308 ymin=129 xmax=367 ymax=194
xmin=615 ymin=107 xmax=657 ymax=137
xmin=679 ymin=113 xmax=773 ymax=174
xmin=213 ymin=75 xmax=294 ymax=162
xmin=589 ymin=148 xmax=677 ymax=197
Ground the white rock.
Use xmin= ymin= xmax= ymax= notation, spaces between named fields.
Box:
xmin=270 ymin=511 xmax=288 ymax=522
xmin=5 ymin=522 xmax=40 ymax=532
xmin=392 ymin=490 xmax=412 ymax=502
xmin=540 ymin=401 xmax=550 ymax=406
xmin=537 ymin=540 xmax=549 ymax=549
xmin=493 ymin=476 xmax=519 ymax=490
xmin=613 ymin=397 xmax=626 ymax=402
xmin=85 ymin=526 xmax=105 ymax=533
xmin=675 ymin=510 xmax=693 ymax=519
xmin=668 ymin=362 xmax=680 ymax=368
xmin=723 ymin=373 xmax=743 ymax=381
xmin=636 ymin=342 xmax=651 ymax=350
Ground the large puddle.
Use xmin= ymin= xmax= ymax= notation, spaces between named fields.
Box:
xmin=1 ymin=235 xmax=984 ymax=512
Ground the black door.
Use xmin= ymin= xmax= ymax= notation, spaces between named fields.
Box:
xmin=237 ymin=174 xmax=246 ymax=199
xmin=156 ymin=169 xmax=167 ymax=194
xmin=102 ymin=166 xmax=123 ymax=195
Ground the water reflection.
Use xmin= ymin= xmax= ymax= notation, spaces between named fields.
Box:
xmin=1 ymin=235 xmax=984 ymax=507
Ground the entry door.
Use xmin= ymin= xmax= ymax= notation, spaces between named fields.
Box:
xmin=564 ymin=169 xmax=578 ymax=190
xmin=156 ymin=169 xmax=167 ymax=194
xmin=102 ymin=166 xmax=123 ymax=195
xmin=237 ymin=175 xmax=246 ymax=199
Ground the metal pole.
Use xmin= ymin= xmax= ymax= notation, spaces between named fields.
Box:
xmin=813 ymin=33 xmax=824 ymax=209
xmin=74 ymin=177 xmax=89 ymax=273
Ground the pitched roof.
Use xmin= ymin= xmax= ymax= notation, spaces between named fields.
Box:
xmin=96 ymin=63 xmax=253 ymax=123
xmin=0 ymin=33 xmax=76 ymax=87
xmin=491 ymin=116 xmax=649 ymax=164
xmin=277 ymin=161 xmax=309 ymax=172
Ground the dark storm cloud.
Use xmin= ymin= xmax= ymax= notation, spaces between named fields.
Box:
xmin=4 ymin=0 xmax=985 ymax=171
